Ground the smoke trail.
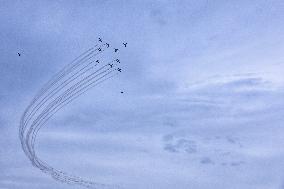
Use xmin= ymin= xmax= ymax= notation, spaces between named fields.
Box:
xmin=19 ymin=42 xmax=122 ymax=189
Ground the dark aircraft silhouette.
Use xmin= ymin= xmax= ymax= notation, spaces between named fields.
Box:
xmin=114 ymin=48 xmax=118 ymax=52
xmin=116 ymin=59 xmax=120 ymax=63
xmin=117 ymin=68 xmax=122 ymax=72
xmin=120 ymin=91 xmax=124 ymax=94
xmin=98 ymin=48 xmax=102 ymax=51
xmin=123 ymin=43 xmax=127 ymax=47
xmin=109 ymin=63 xmax=113 ymax=68
xmin=106 ymin=43 xmax=110 ymax=48
xmin=96 ymin=60 xmax=99 ymax=64
xmin=99 ymin=38 xmax=102 ymax=42
xmin=18 ymin=53 xmax=21 ymax=56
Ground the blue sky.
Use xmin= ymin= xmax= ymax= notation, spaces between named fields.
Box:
xmin=1 ymin=0 xmax=284 ymax=189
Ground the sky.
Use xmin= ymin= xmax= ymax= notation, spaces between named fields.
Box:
xmin=1 ymin=0 xmax=284 ymax=188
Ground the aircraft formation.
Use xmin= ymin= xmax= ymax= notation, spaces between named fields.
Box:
xmin=19 ymin=38 xmax=127 ymax=189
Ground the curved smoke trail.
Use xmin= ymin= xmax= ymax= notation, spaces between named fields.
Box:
xmin=19 ymin=42 xmax=122 ymax=189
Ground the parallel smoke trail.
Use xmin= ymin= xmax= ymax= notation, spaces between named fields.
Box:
xmin=19 ymin=42 xmax=122 ymax=189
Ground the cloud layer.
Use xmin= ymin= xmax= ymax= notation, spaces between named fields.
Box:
xmin=1 ymin=0 xmax=284 ymax=189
